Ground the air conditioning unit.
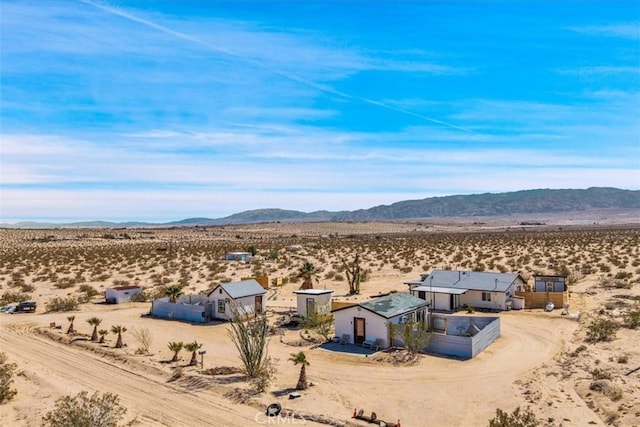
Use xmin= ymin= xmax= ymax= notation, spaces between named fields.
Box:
xmin=399 ymin=315 xmax=408 ymax=324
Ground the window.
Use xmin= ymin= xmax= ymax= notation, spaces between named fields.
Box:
xmin=546 ymin=281 xmax=554 ymax=292
xmin=482 ymin=292 xmax=492 ymax=302
xmin=217 ymin=299 xmax=225 ymax=313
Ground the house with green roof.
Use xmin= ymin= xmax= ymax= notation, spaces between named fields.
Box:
xmin=332 ymin=293 xmax=429 ymax=348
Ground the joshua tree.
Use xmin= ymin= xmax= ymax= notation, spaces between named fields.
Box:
xmin=297 ymin=262 xmax=319 ymax=290
xmin=111 ymin=325 xmax=127 ymax=348
xmin=98 ymin=329 xmax=108 ymax=344
xmin=86 ymin=317 xmax=102 ymax=342
xmin=343 ymin=254 xmax=361 ymax=295
xmin=167 ymin=341 xmax=184 ymax=362
xmin=184 ymin=341 xmax=203 ymax=366
xmin=66 ymin=315 xmax=76 ymax=334
xmin=289 ymin=351 xmax=310 ymax=390
xmin=166 ymin=284 xmax=183 ymax=303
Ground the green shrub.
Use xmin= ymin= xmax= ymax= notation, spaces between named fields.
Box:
xmin=623 ymin=310 xmax=640 ymax=329
xmin=488 ymin=406 xmax=539 ymax=427
xmin=42 ymin=390 xmax=126 ymax=427
xmin=585 ymin=317 xmax=619 ymax=343
xmin=0 ymin=353 xmax=17 ymax=404
xmin=46 ymin=297 xmax=79 ymax=312
xmin=0 ymin=291 xmax=31 ymax=305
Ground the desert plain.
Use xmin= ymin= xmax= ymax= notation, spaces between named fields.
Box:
xmin=0 ymin=212 xmax=639 ymax=427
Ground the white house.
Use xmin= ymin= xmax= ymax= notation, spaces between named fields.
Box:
xmin=293 ymin=289 xmax=333 ymax=317
xmin=406 ymin=270 xmax=526 ymax=311
xmin=105 ymin=286 xmax=143 ymax=304
xmin=332 ymin=293 xmax=429 ymax=348
xmin=207 ymin=279 xmax=267 ymax=321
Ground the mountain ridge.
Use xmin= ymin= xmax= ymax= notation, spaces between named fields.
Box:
xmin=3 ymin=187 xmax=638 ymax=228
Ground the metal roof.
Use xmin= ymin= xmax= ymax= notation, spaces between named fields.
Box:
xmin=210 ymin=279 xmax=266 ymax=299
xmin=293 ymin=289 xmax=333 ymax=295
xmin=358 ymin=293 xmax=429 ymax=319
xmin=411 ymin=285 xmax=468 ymax=295
xmin=415 ymin=270 xmax=523 ymax=293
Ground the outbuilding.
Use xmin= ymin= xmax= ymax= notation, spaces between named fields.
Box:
xmin=105 ymin=286 xmax=143 ymax=304
xmin=207 ymin=279 xmax=267 ymax=321
xmin=293 ymin=289 xmax=333 ymax=317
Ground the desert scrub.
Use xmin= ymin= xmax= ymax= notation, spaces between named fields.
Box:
xmin=0 ymin=352 xmax=18 ymax=404
xmin=585 ymin=317 xmax=619 ymax=343
xmin=46 ymin=296 xmax=79 ymax=312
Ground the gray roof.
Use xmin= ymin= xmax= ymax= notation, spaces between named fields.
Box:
xmin=209 ymin=279 xmax=266 ymax=299
xmin=411 ymin=285 xmax=468 ymax=295
xmin=357 ymin=293 xmax=429 ymax=319
xmin=415 ymin=270 xmax=523 ymax=293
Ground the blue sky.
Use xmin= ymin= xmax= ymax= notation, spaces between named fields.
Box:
xmin=1 ymin=0 xmax=639 ymax=223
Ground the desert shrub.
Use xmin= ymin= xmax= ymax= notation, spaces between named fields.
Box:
xmin=130 ymin=327 xmax=153 ymax=355
xmin=129 ymin=291 xmax=148 ymax=302
xmin=78 ymin=284 xmax=99 ymax=300
xmin=623 ymin=310 xmax=640 ymax=329
xmin=488 ymin=406 xmax=539 ymax=427
xmin=46 ymin=297 xmax=79 ymax=312
xmin=589 ymin=380 xmax=623 ymax=402
xmin=0 ymin=291 xmax=31 ymax=305
xmin=20 ymin=283 xmax=35 ymax=293
xmin=54 ymin=277 xmax=76 ymax=289
xmin=570 ymin=345 xmax=587 ymax=357
xmin=590 ymin=368 xmax=612 ymax=380
xmin=0 ymin=352 xmax=18 ymax=404
xmin=585 ymin=317 xmax=619 ymax=343
xmin=301 ymin=309 xmax=334 ymax=341
xmin=42 ymin=390 xmax=126 ymax=427
xmin=617 ymin=355 xmax=628 ymax=364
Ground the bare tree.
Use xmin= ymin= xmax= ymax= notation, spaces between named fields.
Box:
xmin=130 ymin=327 xmax=153 ymax=355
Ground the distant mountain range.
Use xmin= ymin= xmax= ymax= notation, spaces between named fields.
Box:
xmin=3 ymin=187 xmax=639 ymax=229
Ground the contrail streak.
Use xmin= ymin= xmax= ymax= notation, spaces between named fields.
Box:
xmin=80 ymin=0 xmax=472 ymax=133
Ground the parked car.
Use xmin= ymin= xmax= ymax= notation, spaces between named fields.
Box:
xmin=16 ymin=301 xmax=37 ymax=313
xmin=1 ymin=305 xmax=17 ymax=314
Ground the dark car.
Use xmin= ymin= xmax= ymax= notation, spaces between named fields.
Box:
xmin=16 ymin=301 xmax=37 ymax=313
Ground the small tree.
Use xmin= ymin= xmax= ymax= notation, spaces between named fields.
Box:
xmin=289 ymin=351 xmax=310 ymax=390
xmin=42 ymin=390 xmax=127 ymax=427
xmin=389 ymin=320 xmax=432 ymax=355
xmin=297 ymin=262 xmax=319 ymax=290
xmin=184 ymin=341 xmax=203 ymax=366
xmin=98 ymin=329 xmax=108 ymax=344
xmin=227 ymin=305 xmax=270 ymax=378
xmin=301 ymin=308 xmax=334 ymax=341
xmin=165 ymin=284 xmax=183 ymax=304
xmin=0 ymin=352 xmax=18 ymax=404
xmin=343 ymin=254 xmax=361 ymax=295
xmin=488 ymin=406 xmax=539 ymax=427
xmin=111 ymin=325 xmax=127 ymax=348
xmin=167 ymin=341 xmax=184 ymax=362
xmin=86 ymin=317 xmax=102 ymax=342
xmin=130 ymin=327 xmax=153 ymax=355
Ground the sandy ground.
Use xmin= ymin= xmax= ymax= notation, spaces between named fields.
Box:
xmin=0 ymin=219 xmax=638 ymax=426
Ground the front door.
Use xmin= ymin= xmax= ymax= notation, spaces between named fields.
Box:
xmin=306 ymin=298 xmax=316 ymax=316
xmin=255 ymin=295 xmax=263 ymax=315
xmin=353 ymin=317 xmax=366 ymax=344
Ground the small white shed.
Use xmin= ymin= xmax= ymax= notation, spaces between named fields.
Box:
xmin=293 ymin=289 xmax=333 ymax=317
xmin=207 ymin=279 xmax=267 ymax=321
xmin=105 ymin=286 xmax=143 ymax=304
